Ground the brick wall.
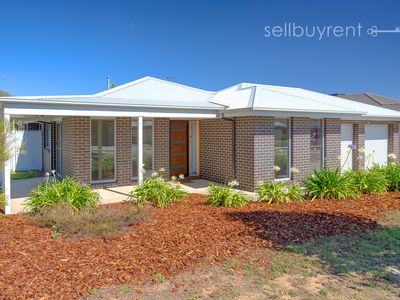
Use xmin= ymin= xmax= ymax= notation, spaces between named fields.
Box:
xmin=291 ymin=118 xmax=311 ymax=181
xmin=324 ymin=118 xmax=341 ymax=169
xmin=235 ymin=117 xmax=274 ymax=191
xmin=388 ymin=122 xmax=400 ymax=163
xmin=154 ymin=118 xmax=170 ymax=179
xmin=116 ymin=117 xmax=132 ymax=185
xmin=61 ymin=117 xmax=91 ymax=183
xmin=253 ymin=117 xmax=275 ymax=186
xmin=200 ymin=119 xmax=234 ymax=184
xmin=353 ymin=123 xmax=365 ymax=169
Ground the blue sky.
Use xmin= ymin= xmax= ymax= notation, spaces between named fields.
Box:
xmin=1 ymin=0 xmax=399 ymax=98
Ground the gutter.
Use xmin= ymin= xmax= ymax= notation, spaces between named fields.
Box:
xmin=0 ymin=98 xmax=224 ymax=111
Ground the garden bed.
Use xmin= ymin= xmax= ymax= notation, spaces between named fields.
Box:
xmin=0 ymin=193 xmax=400 ymax=299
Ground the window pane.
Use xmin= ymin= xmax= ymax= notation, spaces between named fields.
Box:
xmin=91 ymin=119 xmax=115 ymax=181
xmin=274 ymin=118 xmax=289 ymax=148
xmin=275 ymin=148 xmax=289 ymax=178
xmin=274 ymin=118 xmax=289 ymax=178
xmin=132 ymin=119 xmax=153 ymax=179
xmin=132 ymin=120 xmax=138 ymax=178
xmin=310 ymin=120 xmax=323 ymax=170
xmin=310 ymin=119 xmax=322 ymax=147
xmin=310 ymin=147 xmax=322 ymax=171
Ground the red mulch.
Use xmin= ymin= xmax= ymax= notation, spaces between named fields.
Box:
xmin=1 ymin=193 xmax=400 ymax=299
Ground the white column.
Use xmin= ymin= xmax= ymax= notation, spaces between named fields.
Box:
xmin=138 ymin=116 xmax=144 ymax=183
xmin=2 ymin=114 xmax=11 ymax=214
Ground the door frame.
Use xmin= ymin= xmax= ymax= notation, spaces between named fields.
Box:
xmin=170 ymin=120 xmax=200 ymax=177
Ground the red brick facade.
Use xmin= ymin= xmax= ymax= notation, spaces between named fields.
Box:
xmin=61 ymin=117 xmax=91 ymax=183
xmin=58 ymin=116 xmax=400 ymax=192
xmin=154 ymin=118 xmax=171 ymax=179
xmin=291 ymin=117 xmax=311 ymax=181
xmin=200 ymin=119 xmax=234 ymax=184
xmin=324 ymin=118 xmax=341 ymax=169
xmin=116 ymin=118 xmax=132 ymax=185
xmin=235 ymin=117 xmax=274 ymax=191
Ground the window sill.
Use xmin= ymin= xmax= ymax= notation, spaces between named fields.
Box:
xmin=274 ymin=177 xmax=291 ymax=182
xmin=90 ymin=180 xmax=117 ymax=184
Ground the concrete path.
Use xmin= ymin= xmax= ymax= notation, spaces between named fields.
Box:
xmin=9 ymin=179 xmax=257 ymax=214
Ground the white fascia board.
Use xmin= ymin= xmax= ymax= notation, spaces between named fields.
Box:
xmin=0 ymin=98 xmax=220 ymax=110
xmin=342 ymin=116 xmax=400 ymax=121
xmin=4 ymin=103 xmax=219 ymax=119
xmin=222 ymin=108 xmax=365 ymax=119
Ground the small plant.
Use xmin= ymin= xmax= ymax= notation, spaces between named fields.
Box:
xmin=50 ymin=227 xmax=60 ymax=239
xmin=257 ymin=181 xmax=303 ymax=204
xmin=121 ymin=284 xmax=131 ymax=293
xmin=153 ymin=272 xmax=166 ymax=283
xmin=129 ymin=169 xmax=187 ymax=207
xmin=207 ymin=180 xmax=248 ymax=207
xmin=25 ymin=177 xmax=100 ymax=214
xmin=0 ymin=192 xmax=5 ymax=212
xmin=346 ymin=167 xmax=388 ymax=194
xmin=319 ymin=288 xmax=328 ymax=297
xmin=385 ymin=163 xmax=400 ymax=191
xmin=304 ymin=169 xmax=359 ymax=200
xmin=32 ymin=203 xmax=150 ymax=239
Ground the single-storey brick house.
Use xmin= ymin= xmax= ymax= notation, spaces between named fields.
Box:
xmin=1 ymin=76 xmax=400 ymax=214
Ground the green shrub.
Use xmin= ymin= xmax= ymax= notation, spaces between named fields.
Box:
xmin=385 ymin=163 xmax=400 ymax=191
xmin=0 ymin=193 xmax=5 ymax=212
xmin=257 ymin=181 xmax=303 ymax=204
xmin=129 ymin=174 xmax=187 ymax=207
xmin=346 ymin=167 xmax=388 ymax=194
xmin=25 ymin=177 xmax=100 ymax=214
xmin=207 ymin=181 xmax=248 ymax=207
xmin=32 ymin=203 xmax=150 ymax=239
xmin=304 ymin=169 xmax=359 ymax=200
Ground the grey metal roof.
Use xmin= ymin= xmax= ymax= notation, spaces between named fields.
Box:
xmin=334 ymin=93 xmax=400 ymax=107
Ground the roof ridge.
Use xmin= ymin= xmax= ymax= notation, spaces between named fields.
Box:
xmin=364 ymin=93 xmax=383 ymax=105
xmin=258 ymin=86 xmax=358 ymax=112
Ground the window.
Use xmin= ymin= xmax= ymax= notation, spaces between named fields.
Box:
xmin=310 ymin=119 xmax=323 ymax=171
xmin=44 ymin=124 xmax=51 ymax=149
xmin=274 ymin=118 xmax=290 ymax=179
xmin=132 ymin=119 xmax=154 ymax=178
xmin=91 ymin=119 xmax=115 ymax=182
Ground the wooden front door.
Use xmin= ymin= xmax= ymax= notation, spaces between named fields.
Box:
xmin=170 ymin=121 xmax=188 ymax=176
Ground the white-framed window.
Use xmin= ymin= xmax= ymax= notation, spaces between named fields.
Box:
xmin=44 ymin=123 xmax=51 ymax=150
xmin=91 ymin=118 xmax=116 ymax=182
xmin=132 ymin=118 xmax=154 ymax=179
xmin=310 ymin=119 xmax=324 ymax=171
xmin=274 ymin=118 xmax=290 ymax=179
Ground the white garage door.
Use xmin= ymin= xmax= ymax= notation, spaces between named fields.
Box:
xmin=341 ymin=124 xmax=353 ymax=171
xmin=365 ymin=124 xmax=388 ymax=168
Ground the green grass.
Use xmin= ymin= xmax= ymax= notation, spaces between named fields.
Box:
xmin=270 ymin=251 xmax=316 ymax=278
xmin=11 ymin=171 xmax=42 ymax=180
xmin=287 ymin=226 xmax=400 ymax=283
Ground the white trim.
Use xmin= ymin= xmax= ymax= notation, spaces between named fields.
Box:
xmin=138 ymin=117 xmax=143 ymax=183
xmin=274 ymin=117 xmax=291 ymax=181
xmin=2 ymin=113 xmax=11 ymax=214
xmin=132 ymin=118 xmax=155 ymax=180
xmin=90 ymin=117 xmax=117 ymax=184
xmin=4 ymin=106 xmax=218 ymax=119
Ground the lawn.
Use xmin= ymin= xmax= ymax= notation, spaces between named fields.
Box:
xmin=11 ymin=170 xmax=42 ymax=180
xmin=0 ymin=193 xmax=399 ymax=299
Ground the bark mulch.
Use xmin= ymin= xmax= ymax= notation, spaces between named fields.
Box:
xmin=1 ymin=193 xmax=400 ymax=299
